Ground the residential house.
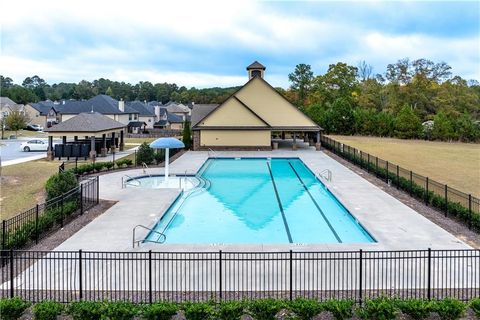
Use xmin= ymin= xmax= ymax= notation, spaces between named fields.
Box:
xmin=1 ymin=97 xmax=25 ymax=121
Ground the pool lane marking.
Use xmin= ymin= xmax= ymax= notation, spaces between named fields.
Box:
xmin=266 ymin=162 xmax=293 ymax=243
xmin=288 ymin=162 xmax=342 ymax=243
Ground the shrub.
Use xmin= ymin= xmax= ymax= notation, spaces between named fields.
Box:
xmin=141 ymin=302 xmax=178 ymax=320
xmin=430 ymin=298 xmax=466 ymax=320
xmin=320 ymin=300 xmax=354 ymax=320
xmin=182 ymin=121 xmax=192 ymax=149
xmin=247 ymin=299 xmax=284 ymax=320
xmin=0 ymin=297 xmax=30 ymax=320
xmin=182 ymin=302 xmax=215 ymax=320
xmin=104 ymin=162 xmax=114 ymax=170
xmin=394 ymin=106 xmax=422 ymax=139
xmin=68 ymin=301 xmax=103 ymax=320
xmin=288 ymin=298 xmax=323 ymax=320
xmin=470 ymin=298 xmax=480 ymax=317
xmin=33 ymin=300 xmax=64 ymax=320
xmin=137 ymin=142 xmax=155 ymax=165
xmin=104 ymin=301 xmax=138 ymax=320
xmin=116 ymin=158 xmax=133 ymax=168
xmin=74 ymin=163 xmax=95 ymax=175
xmin=357 ymin=297 xmax=398 ymax=320
xmin=217 ymin=300 xmax=246 ymax=320
xmin=93 ymin=162 xmax=105 ymax=172
xmin=45 ymin=171 xmax=78 ymax=200
xmin=395 ymin=299 xmax=431 ymax=320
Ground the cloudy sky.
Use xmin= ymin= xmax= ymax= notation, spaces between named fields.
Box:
xmin=0 ymin=1 xmax=478 ymax=88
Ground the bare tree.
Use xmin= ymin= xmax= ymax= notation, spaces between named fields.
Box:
xmin=357 ymin=61 xmax=373 ymax=81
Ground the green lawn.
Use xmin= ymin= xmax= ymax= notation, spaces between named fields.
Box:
xmin=1 ymin=130 xmax=47 ymax=139
xmin=329 ymin=135 xmax=480 ymax=197
xmin=0 ymin=160 xmax=59 ymax=220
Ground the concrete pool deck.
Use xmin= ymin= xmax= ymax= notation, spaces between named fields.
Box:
xmin=53 ymin=146 xmax=470 ymax=252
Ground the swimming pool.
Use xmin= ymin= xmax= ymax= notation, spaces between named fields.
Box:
xmin=147 ymin=158 xmax=375 ymax=244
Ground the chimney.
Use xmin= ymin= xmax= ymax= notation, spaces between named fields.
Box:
xmin=118 ymin=98 xmax=125 ymax=112
xmin=154 ymin=105 xmax=161 ymax=121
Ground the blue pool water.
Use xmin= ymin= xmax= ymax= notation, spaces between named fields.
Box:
xmin=147 ymin=158 xmax=374 ymax=244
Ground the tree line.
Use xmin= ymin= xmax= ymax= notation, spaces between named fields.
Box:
xmin=287 ymin=59 xmax=480 ymax=142
xmin=0 ymin=75 xmax=240 ymax=105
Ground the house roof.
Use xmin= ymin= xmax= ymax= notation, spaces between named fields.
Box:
xmin=191 ymin=104 xmax=220 ymax=126
xmin=166 ymin=102 xmax=190 ymax=114
xmin=29 ymin=101 xmax=57 ymax=115
xmin=44 ymin=112 xmax=126 ymax=134
xmin=246 ymin=61 xmax=266 ymax=70
xmin=127 ymin=101 xmax=155 ymax=116
xmin=0 ymin=97 xmax=17 ymax=106
xmin=154 ymin=120 xmax=168 ymax=127
xmin=167 ymin=112 xmax=184 ymax=123
xmin=127 ymin=121 xmax=147 ymax=128
xmin=54 ymin=95 xmax=139 ymax=115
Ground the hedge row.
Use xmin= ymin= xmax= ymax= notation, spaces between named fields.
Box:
xmin=69 ymin=159 xmax=133 ymax=176
xmin=1 ymin=297 xmax=479 ymax=320
xmin=325 ymin=141 xmax=480 ymax=232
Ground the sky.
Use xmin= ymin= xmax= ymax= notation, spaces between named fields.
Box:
xmin=0 ymin=0 xmax=479 ymax=88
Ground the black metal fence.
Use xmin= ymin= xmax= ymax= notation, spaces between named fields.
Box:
xmin=0 ymin=177 xmax=99 ymax=251
xmin=0 ymin=249 xmax=478 ymax=303
xmin=320 ymin=136 xmax=480 ymax=232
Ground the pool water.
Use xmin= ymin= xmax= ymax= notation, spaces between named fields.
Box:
xmin=147 ymin=158 xmax=374 ymax=244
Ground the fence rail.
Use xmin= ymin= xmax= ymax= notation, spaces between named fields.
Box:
xmin=320 ymin=136 xmax=480 ymax=232
xmin=0 ymin=249 xmax=478 ymax=303
xmin=0 ymin=177 xmax=99 ymax=251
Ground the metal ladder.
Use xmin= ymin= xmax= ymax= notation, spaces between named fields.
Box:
xmin=122 ymin=175 xmax=141 ymax=188
xmin=317 ymin=169 xmax=332 ymax=182
xmin=132 ymin=224 xmax=166 ymax=247
xmin=208 ymin=148 xmax=219 ymax=158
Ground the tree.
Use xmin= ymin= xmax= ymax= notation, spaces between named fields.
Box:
xmin=288 ymin=64 xmax=314 ymax=106
xmin=455 ymin=113 xmax=480 ymax=142
xmin=394 ymin=106 xmax=423 ymax=139
xmin=5 ymin=111 xmax=30 ymax=136
xmin=182 ymin=121 xmax=192 ymax=149
xmin=311 ymin=62 xmax=358 ymax=105
xmin=357 ymin=61 xmax=373 ymax=81
xmin=431 ymin=111 xmax=456 ymax=140
xmin=136 ymin=142 xmax=155 ymax=165
xmin=0 ymin=75 xmax=13 ymax=88
xmin=105 ymin=86 xmax=114 ymax=97
xmin=45 ymin=171 xmax=79 ymax=200
xmin=322 ymin=98 xmax=355 ymax=135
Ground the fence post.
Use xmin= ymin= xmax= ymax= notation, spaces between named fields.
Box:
xmin=375 ymin=157 xmax=378 ymax=177
xmin=468 ymin=194 xmax=472 ymax=229
xmin=35 ymin=204 xmax=39 ymax=244
xmin=425 ymin=177 xmax=429 ymax=205
xmin=2 ymin=220 xmax=6 ymax=250
xmin=219 ymin=250 xmax=222 ymax=302
xmin=148 ymin=250 xmax=152 ymax=304
xmin=134 ymin=150 xmax=137 ymax=167
xmin=444 ymin=185 xmax=448 ymax=217
xmin=386 ymin=161 xmax=389 ymax=184
xmin=367 ymin=154 xmax=370 ymax=173
xmin=10 ymin=249 xmax=14 ymax=298
xmin=96 ymin=176 xmax=100 ymax=204
xmin=396 ymin=165 xmax=399 ymax=189
xmin=289 ymin=250 xmax=293 ymax=301
xmin=359 ymin=249 xmax=363 ymax=305
xmin=80 ymin=184 xmax=84 ymax=215
xmin=79 ymin=249 xmax=83 ymax=300
xmin=60 ymin=194 xmax=64 ymax=227
xmin=427 ymin=248 xmax=431 ymax=300
xmin=410 ymin=171 xmax=413 ymax=196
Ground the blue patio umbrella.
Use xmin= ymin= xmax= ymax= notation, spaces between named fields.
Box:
xmin=150 ymin=137 xmax=185 ymax=183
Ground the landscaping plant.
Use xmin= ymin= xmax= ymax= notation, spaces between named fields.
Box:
xmin=32 ymin=300 xmax=64 ymax=320
xmin=182 ymin=301 xmax=216 ymax=320
xmin=320 ymin=299 xmax=354 ymax=320
xmin=137 ymin=142 xmax=155 ymax=165
xmin=430 ymin=298 xmax=466 ymax=320
xmin=288 ymin=298 xmax=323 ymax=320
xmin=68 ymin=301 xmax=104 ymax=320
xmin=357 ymin=297 xmax=398 ymax=320
xmin=470 ymin=298 xmax=480 ymax=318
xmin=217 ymin=300 xmax=246 ymax=320
xmin=45 ymin=171 xmax=79 ymax=200
xmin=395 ymin=299 xmax=432 ymax=320
xmin=141 ymin=302 xmax=178 ymax=320
xmin=104 ymin=301 xmax=138 ymax=320
xmin=0 ymin=297 xmax=30 ymax=320
xmin=247 ymin=299 xmax=285 ymax=320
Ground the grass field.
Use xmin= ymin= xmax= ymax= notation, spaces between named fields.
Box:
xmin=329 ymin=135 xmax=480 ymax=197
xmin=0 ymin=160 xmax=59 ymax=220
xmin=1 ymin=130 xmax=47 ymax=139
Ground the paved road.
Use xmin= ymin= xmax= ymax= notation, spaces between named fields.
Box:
xmin=0 ymin=138 xmax=62 ymax=166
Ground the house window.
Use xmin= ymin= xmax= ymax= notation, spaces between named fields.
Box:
xmin=251 ymin=70 xmax=262 ymax=77
xmin=134 ymin=114 xmax=138 ymax=120
xmin=129 ymin=114 xmax=132 ymax=120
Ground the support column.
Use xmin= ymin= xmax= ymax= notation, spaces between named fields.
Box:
xmin=62 ymin=136 xmax=67 ymax=145
xmin=303 ymin=132 xmax=308 ymax=142
xmin=309 ymin=133 xmax=315 ymax=146
xmin=281 ymin=131 xmax=285 ymax=140
xmin=47 ymin=135 xmax=54 ymax=160
xmin=111 ymin=132 xmax=116 ymax=153
xmin=101 ymin=134 xmax=107 ymax=157
xmin=119 ymin=130 xmax=124 ymax=151
xmin=89 ymin=136 xmax=96 ymax=160
xmin=74 ymin=136 xmax=78 ymax=142
xmin=292 ymin=132 xmax=297 ymax=150
xmin=315 ymin=131 xmax=321 ymax=151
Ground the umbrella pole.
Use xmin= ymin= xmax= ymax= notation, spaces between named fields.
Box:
xmin=165 ymin=148 xmax=170 ymax=184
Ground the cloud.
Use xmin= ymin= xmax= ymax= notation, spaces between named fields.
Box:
xmin=0 ymin=0 xmax=478 ymax=87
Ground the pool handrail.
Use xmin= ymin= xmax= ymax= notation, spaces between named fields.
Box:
xmin=142 ymin=162 xmax=151 ymax=177
xmin=122 ymin=174 xmax=141 ymax=188
xmin=132 ymin=224 xmax=166 ymax=247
